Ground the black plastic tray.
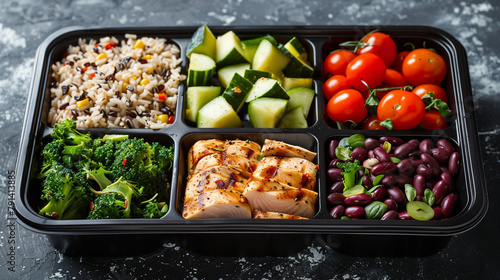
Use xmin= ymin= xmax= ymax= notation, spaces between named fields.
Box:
xmin=15 ymin=25 xmax=488 ymax=257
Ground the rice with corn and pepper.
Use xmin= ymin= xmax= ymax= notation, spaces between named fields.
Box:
xmin=48 ymin=34 xmax=186 ymax=129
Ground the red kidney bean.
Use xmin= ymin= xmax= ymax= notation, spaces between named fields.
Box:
xmin=421 ymin=153 xmax=441 ymax=177
xmin=328 ymin=168 xmax=344 ymax=181
xmin=408 ymin=150 xmax=422 ymax=158
xmin=362 ymin=175 xmax=373 ymax=189
xmin=328 ymin=193 xmax=346 ymax=206
xmin=384 ymin=198 xmax=398 ymax=211
xmin=437 ymin=139 xmax=455 ymax=154
xmin=344 ymin=193 xmax=373 ymax=206
xmin=394 ymin=174 xmax=413 ymax=187
xmin=432 ymin=180 xmax=449 ymax=206
xmin=329 ymin=140 xmax=339 ymax=160
xmin=425 ymin=178 xmax=438 ymax=190
xmin=381 ymin=175 xmax=395 ymax=187
xmin=397 ymin=158 xmax=416 ymax=176
xmin=431 ymin=147 xmax=450 ymax=164
xmin=410 ymin=158 xmax=423 ymax=167
xmin=413 ymin=174 xmax=426 ymax=197
xmin=419 ymin=139 xmax=435 ymax=154
xmin=387 ymin=186 xmax=405 ymax=206
xmin=432 ymin=207 xmax=443 ymax=220
xmin=440 ymin=166 xmax=450 ymax=174
xmin=345 ymin=206 xmax=365 ymax=218
xmin=357 ymin=169 xmax=365 ymax=178
xmin=330 ymin=205 xmax=345 ymax=219
xmin=379 ymin=136 xmax=404 ymax=146
xmin=373 ymin=147 xmax=391 ymax=163
xmin=381 ymin=210 xmax=399 ymax=220
xmin=365 ymin=137 xmax=380 ymax=151
xmin=415 ymin=195 xmax=423 ymax=202
xmin=448 ymin=152 xmax=460 ymax=177
xmin=399 ymin=212 xmax=414 ymax=220
xmin=368 ymin=150 xmax=375 ymax=159
xmin=329 ymin=181 xmax=344 ymax=193
xmin=372 ymin=187 xmax=387 ymax=201
xmin=440 ymin=172 xmax=454 ymax=191
xmin=441 ymin=193 xmax=458 ymax=217
xmin=371 ymin=162 xmax=397 ymax=176
xmin=329 ymin=158 xmax=343 ymax=168
xmin=350 ymin=147 xmax=368 ymax=162
xmin=416 ymin=164 xmax=434 ymax=179
xmin=394 ymin=142 xmax=418 ymax=159
xmin=409 ymin=139 xmax=420 ymax=146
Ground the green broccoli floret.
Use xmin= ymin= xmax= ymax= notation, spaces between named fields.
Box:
xmin=39 ymin=164 xmax=92 ymax=219
xmin=87 ymin=192 xmax=127 ymax=219
xmin=38 ymin=139 xmax=65 ymax=178
xmin=337 ymin=160 xmax=363 ymax=191
xmin=51 ymin=119 xmax=92 ymax=145
xmin=85 ymin=165 xmax=112 ymax=190
xmin=154 ymin=144 xmax=174 ymax=170
xmin=92 ymin=138 xmax=118 ymax=169
xmin=89 ymin=177 xmax=143 ymax=218
xmin=142 ymin=200 xmax=168 ymax=219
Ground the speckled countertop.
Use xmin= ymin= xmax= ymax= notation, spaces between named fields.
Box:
xmin=1 ymin=0 xmax=499 ymax=279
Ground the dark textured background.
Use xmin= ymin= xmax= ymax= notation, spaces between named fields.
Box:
xmin=1 ymin=0 xmax=499 ymax=279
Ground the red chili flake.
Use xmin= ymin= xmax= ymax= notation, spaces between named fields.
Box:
xmin=124 ymin=200 xmax=128 ymax=208
xmin=233 ymin=87 xmax=241 ymax=93
xmin=158 ymin=92 xmax=166 ymax=101
xmin=51 ymin=212 xmax=58 ymax=218
xmin=104 ymin=42 xmax=117 ymax=50
xmin=316 ymin=164 xmax=319 ymax=170
xmin=90 ymin=73 xmax=96 ymax=78
xmin=167 ymin=115 xmax=175 ymax=124
xmin=62 ymin=62 xmax=67 ymax=66
xmin=122 ymin=159 xmax=127 ymax=166
xmin=94 ymin=43 xmax=99 ymax=47
xmin=90 ymin=201 xmax=95 ymax=211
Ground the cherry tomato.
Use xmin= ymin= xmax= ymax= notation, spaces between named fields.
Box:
xmin=402 ymin=48 xmax=447 ymax=86
xmin=357 ymin=32 xmax=397 ymax=67
xmin=374 ymin=69 xmax=407 ymax=99
xmin=346 ymin=53 xmax=386 ymax=91
xmin=327 ymin=89 xmax=368 ymax=124
xmin=323 ymin=50 xmax=356 ymax=76
xmin=361 ymin=115 xmax=387 ymax=130
xmin=323 ymin=75 xmax=351 ymax=100
xmin=391 ymin=50 xmax=410 ymax=73
xmin=412 ymin=84 xmax=448 ymax=103
xmin=377 ymin=90 xmax=425 ymax=130
xmin=419 ymin=110 xmax=447 ymax=130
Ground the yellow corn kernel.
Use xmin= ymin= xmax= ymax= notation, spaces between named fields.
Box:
xmin=134 ymin=40 xmax=145 ymax=49
xmin=146 ymin=67 xmax=154 ymax=74
xmin=158 ymin=114 xmax=169 ymax=123
xmin=132 ymin=76 xmax=137 ymax=80
xmin=77 ymin=98 xmax=90 ymax=109
xmin=96 ymin=53 xmax=107 ymax=61
xmin=140 ymin=78 xmax=150 ymax=86
xmin=122 ymin=82 xmax=129 ymax=92
xmin=141 ymin=54 xmax=151 ymax=60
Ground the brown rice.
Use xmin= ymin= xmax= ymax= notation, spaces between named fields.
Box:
xmin=48 ymin=34 xmax=186 ymax=129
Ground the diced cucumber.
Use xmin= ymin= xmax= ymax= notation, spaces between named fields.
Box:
xmin=222 ymin=73 xmax=253 ymax=113
xmin=217 ymin=63 xmax=251 ymax=88
xmin=286 ymin=87 xmax=315 ymax=118
xmin=185 ymin=86 xmax=221 ymax=123
xmin=248 ymin=97 xmax=288 ymax=128
xmin=277 ymin=106 xmax=308 ymax=128
xmin=216 ymin=31 xmax=249 ymax=69
xmin=186 ymin=25 xmax=217 ymax=60
xmin=279 ymin=44 xmax=314 ymax=78
xmin=187 ymin=53 xmax=216 ymax=87
xmin=282 ymin=77 xmax=313 ymax=91
xmin=197 ymin=96 xmax=242 ymax=128
xmin=241 ymin=35 xmax=278 ymax=62
xmin=244 ymin=69 xmax=272 ymax=84
xmin=245 ymin=77 xmax=289 ymax=103
xmin=284 ymin=37 xmax=308 ymax=61
xmin=252 ymin=39 xmax=290 ymax=77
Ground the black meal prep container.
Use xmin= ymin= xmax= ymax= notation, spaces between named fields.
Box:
xmin=15 ymin=25 xmax=488 ymax=257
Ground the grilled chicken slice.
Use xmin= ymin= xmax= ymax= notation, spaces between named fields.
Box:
xmin=192 ymin=151 xmax=258 ymax=179
xmin=261 ymin=139 xmax=317 ymax=161
xmin=251 ymin=156 xmax=317 ymax=191
xmin=187 ymin=139 xmax=225 ymax=170
xmin=252 ymin=210 xmax=308 ymax=219
xmin=243 ymin=179 xmax=317 ymax=218
xmin=224 ymin=139 xmax=262 ymax=161
xmin=184 ymin=166 xmax=248 ymax=203
xmin=182 ymin=189 xmax=252 ymax=219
